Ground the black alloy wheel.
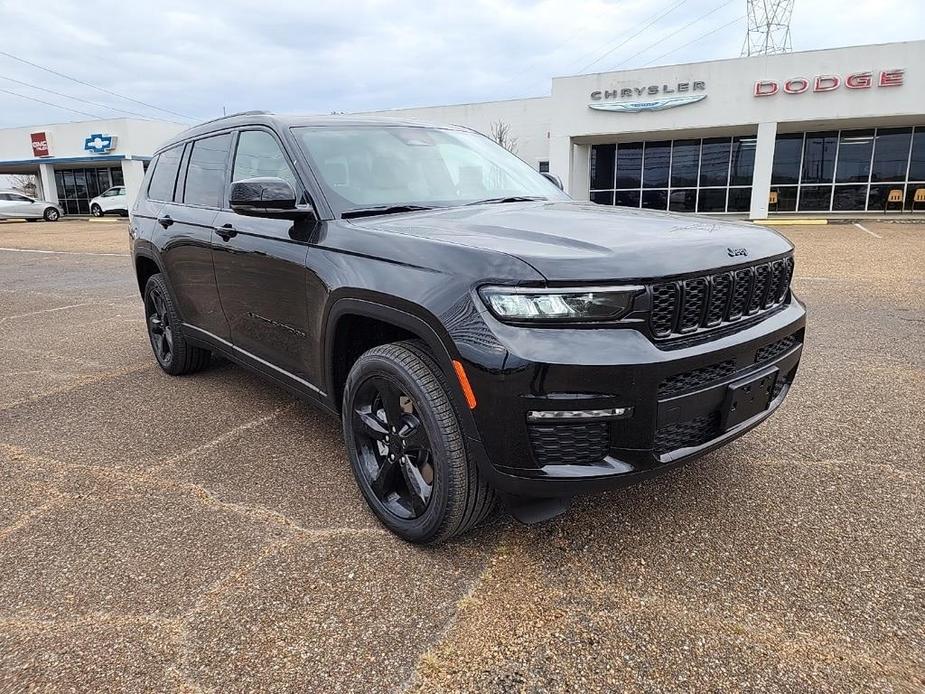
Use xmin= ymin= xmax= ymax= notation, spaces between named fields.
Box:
xmin=142 ymin=273 xmax=211 ymax=375
xmin=342 ymin=342 xmax=496 ymax=544
xmin=146 ymin=285 xmax=174 ymax=368
xmin=352 ymin=376 xmax=434 ymax=519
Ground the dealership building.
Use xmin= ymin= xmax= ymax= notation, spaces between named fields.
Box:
xmin=0 ymin=118 xmax=184 ymax=214
xmin=364 ymin=40 xmax=925 ymax=218
xmin=1 ymin=40 xmax=923 ymax=219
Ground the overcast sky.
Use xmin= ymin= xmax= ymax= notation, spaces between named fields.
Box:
xmin=0 ymin=0 xmax=922 ymax=127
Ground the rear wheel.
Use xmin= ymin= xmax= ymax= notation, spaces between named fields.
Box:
xmin=143 ymin=274 xmax=211 ymax=375
xmin=43 ymin=207 xmax=59 ymax=222
xmin=343 ymin=342 xmax=495 ymax=544
xmin=90 ymin=204 xmax=103 ymax=217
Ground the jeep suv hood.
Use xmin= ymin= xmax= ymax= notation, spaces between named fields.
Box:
xmin=355 ymin=201 xmax=792 ymax=282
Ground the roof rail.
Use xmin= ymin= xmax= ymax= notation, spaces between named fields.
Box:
xmin=195 ymin=110 xmax=272 ymax=126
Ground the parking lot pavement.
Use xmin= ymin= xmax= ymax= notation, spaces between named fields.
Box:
xmin=0 ymin=218 xmax=923 ymax=692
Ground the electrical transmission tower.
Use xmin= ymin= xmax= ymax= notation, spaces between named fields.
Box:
xmin=742 ymin=0 xmax=794 ymax=56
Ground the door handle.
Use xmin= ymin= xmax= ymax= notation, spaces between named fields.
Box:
xmin=157 ymin=215 xmax=174 ymax=228
xmin=214 ymin=224 xmax=237 ymax=240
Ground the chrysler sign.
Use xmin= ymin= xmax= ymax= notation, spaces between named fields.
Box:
xmin=590 ymin=81 xmax=706 ymax=113
xmin=754 ymin=69 xmax=904 ymax=96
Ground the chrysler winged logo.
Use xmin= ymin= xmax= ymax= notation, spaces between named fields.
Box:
xmin=588 ymin=94 xmax=706 ymax=113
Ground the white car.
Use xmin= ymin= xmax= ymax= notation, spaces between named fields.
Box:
xmin=90 ymin=186 xmax=128 ymax=217
xmin=0 ymin=190 xmax=62 ymax=222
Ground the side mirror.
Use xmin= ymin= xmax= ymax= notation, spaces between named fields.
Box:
xmin=229 ymin=177 xmax=314 ymax=220
xmin=540 ymin=172 xmax=564 ymax=190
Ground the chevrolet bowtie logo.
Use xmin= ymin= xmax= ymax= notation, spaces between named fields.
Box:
xmin=84 ymin=133 xmax=114 ymax=154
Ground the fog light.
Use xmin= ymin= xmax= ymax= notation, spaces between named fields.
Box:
xmin=526 ymin=407 xmax=632 ymax=422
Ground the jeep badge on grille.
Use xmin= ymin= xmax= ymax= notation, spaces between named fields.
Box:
xmin=727 ymin=247 xmax=748 ymax=257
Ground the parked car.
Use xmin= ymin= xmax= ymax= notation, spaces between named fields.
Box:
xmin=0 ymin=191 xmax=61 ymax=221
xmin=90 ymin=186 xmax=128 ymax=217
xmin=130 ymin=112 xmax=805 ymax=544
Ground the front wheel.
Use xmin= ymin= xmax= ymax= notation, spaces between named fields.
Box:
xmin=343 ymin=342 xmax=495 ymax=544
xmin=90 ymin=204 xmax=103 ymax=217
xmin=43 ymin=207 xmax=59 ymax=222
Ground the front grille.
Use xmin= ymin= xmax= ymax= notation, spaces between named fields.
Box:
xmin=528 ymin=421 xmax=609 ymax=467
xmin=755 ymin=334 xmax=799 ymax=364
xmin=653 ymin=413 xmax=721 ymax=455
xmin=658 ymin=360 xmax=736 ymax=398
xmin=650 ymin=257 xmax=794 ymax=340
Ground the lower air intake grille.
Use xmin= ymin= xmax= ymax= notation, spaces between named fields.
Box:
xmin=653 ymin=413 xmax=721 ymax=456
xmin=528 ymin=421 xmax=609 ymax=467
xmin=755 ymin=334 xmax=799 ymax=364
xmin=658 ymin=360 xmax=736 ymax=398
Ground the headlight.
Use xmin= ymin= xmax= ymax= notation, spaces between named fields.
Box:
xmin=479 ymin=285 xmax=642 ymax=322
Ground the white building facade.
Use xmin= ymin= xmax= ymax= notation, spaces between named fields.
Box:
xmin=0 ymin=118 xmax=185 ymax=214
xmin=364 ymin=41 xmax=925 ymax=218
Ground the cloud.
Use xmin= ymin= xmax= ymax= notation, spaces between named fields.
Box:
xmin=0 ymin=0 xmax=922 ymax=127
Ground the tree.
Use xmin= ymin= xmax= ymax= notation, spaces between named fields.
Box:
xmin=489 ymin=120 xmax=518 ymax=154
xmin=7 ymin=174 xmax=38 ymax=197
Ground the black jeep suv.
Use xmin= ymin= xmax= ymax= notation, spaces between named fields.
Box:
xmin=130 ymin=112 xmax=804 ymax=543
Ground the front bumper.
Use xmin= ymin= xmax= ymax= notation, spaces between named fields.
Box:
xmin=460 ymin=299 xmax=806 ymax=498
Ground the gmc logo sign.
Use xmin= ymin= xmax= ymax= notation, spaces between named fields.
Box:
xmin=30 ymin=132 xmax=50 ymax=157
xmin=754 ymin=69 xmax=904 ymax=96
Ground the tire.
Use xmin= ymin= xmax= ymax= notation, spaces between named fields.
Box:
xmin=143 ymin=273 xmax=211 ymax=375
xmin=118 ymin=210 xmax=129 ymax=217
xmin=343 ymin=341 xmax=495 ymax=544
xmin=43 ymin=207 xmax=59 ymax=222
xmin=90 ymin=204 xmax=103 ymax=217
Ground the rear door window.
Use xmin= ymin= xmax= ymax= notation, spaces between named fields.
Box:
xmin=183 ymin=133 xmax=233 ymax=208
xmin=148 ymin=145 xmax=184 ymax=202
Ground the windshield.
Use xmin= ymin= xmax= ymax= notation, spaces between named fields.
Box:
xmin=292 ymin=125 xmax=568 ymax=216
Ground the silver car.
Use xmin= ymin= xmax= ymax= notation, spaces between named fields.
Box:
xmin=0 ymin=190 xmax=62 ymax=222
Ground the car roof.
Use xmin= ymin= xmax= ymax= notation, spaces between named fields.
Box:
xmin=154 ymin=111 xmax=468 ymax=155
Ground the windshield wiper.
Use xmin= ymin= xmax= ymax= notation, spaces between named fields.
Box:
xmin=463 ymin=196 xmax=547 ymax=206
xmin=342 ymin=205 xmax=435 ymax=219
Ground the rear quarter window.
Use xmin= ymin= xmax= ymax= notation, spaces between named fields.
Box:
xmin=148 ymin=145 xmax=184 ymax=202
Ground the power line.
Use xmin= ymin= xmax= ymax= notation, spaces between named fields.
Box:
xmin=0 ymin=74 xmax=157 ymax=120
xmin=0 ymin=87 xmax=106 ymax=120
xmin=641 ymin=14 xmax=747 ymax=67
xmin=575 ymin=0 xmax=693 ymax=74
xmin=607 ymin=0 xmax=737 ymax=71
xmin=0 ymin=49 xmax=194 ymax=121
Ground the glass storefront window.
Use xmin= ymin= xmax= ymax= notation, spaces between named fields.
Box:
xmin=641 ymin=189 xmax=668 ymax=210
xmin=590 ymin=126 xmax=925 ymax=215
xmin=909 ymin=129 xmax=925 ymax=182
xmin=54 ymin=166 xmax=124 ymax=215
xmin=801 ymin=132 xmax=838 ymax=184
xmin=590 ymin=144 xmax=615 ymax=190
xmin=697 ymin=188 xmax=726 ymax=213
xmin=871 ymin=128 xmax=912 ymax=182
xmin=835 ymin=130 xmax=874 ymax=183
xmin=699 ymin=138 xmax=731 ymax=187
xmin=771 ymin=134 xmax=803 ymax=185
xmin=590 ymin=190 xmax=614 ymax=205
xmin=670 ymin=140 xmax=699 ymax=188
xmin=615 ymin=190 xmax=640 ymax=207
xmin=798 ymin=185 xmax=832 ymax=211
xmin=615 ymin=143 xmax=643 ymax=188
xmin=730 ymin=137 xmax=756 ymax=186
xmin=642 ymin=142 xmax=670 ymax=188
xmin=832 ymin=185 xmax=868 ymax=211
xmin=668 ymin=188 xmax=696 ymax=212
